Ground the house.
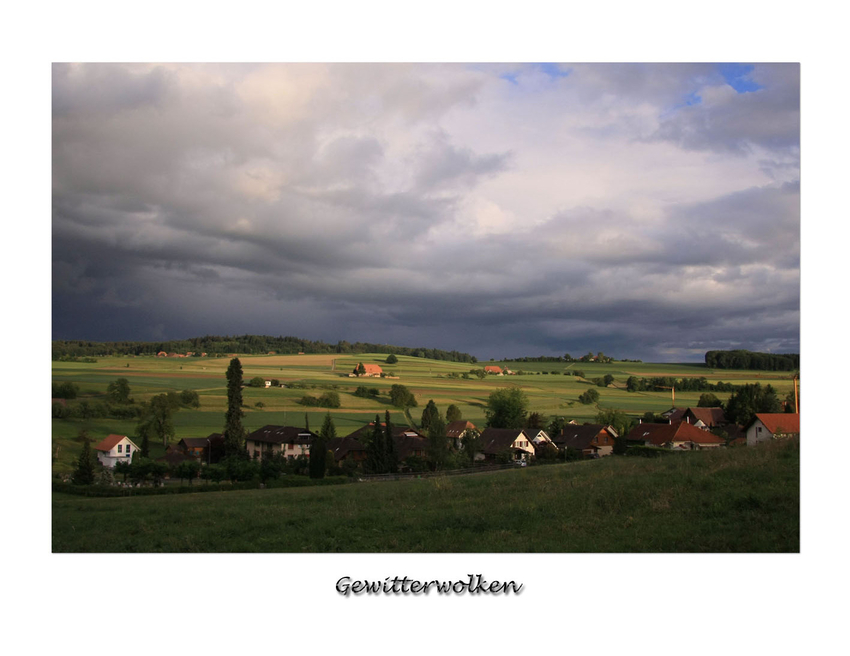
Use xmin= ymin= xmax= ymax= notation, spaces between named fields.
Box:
xmin=92 ymin=434 xmax=139 ymax=468
xmin=554 ymin=424 xmax=618 ymax=457
xmin=479 ymin=428 xmax=536 ymax=462
xmin=681 ymin=407 xmax=728 ymax=428
xmin=484 ymin=366 xmax=503 ymax=375
xmin=745 ymin=413 xmax=800 ymax=446
xmin=246 ymin=425 xmax=318 ymax=460
xmin=445 ymin=420 xmax=477 ymax=449
xmin=625 ymin=421 xmax=725 ymax=450
xmin=330 ymin=436 xmax=368 ymax=463
xmin=352 ymin=363 xmax=383 ymax=377
xmin=661 ymin=407 xmax=686 ymax=423
xmin=169 ymin=433 xmax=225 ymax=463
xmin=523 ymin=428 xmax=554 ymax=447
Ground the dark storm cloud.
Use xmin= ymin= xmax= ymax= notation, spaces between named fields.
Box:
xmin=52 ymin=63 xmax=800 ymax=361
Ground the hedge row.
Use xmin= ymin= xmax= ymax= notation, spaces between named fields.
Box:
xmin=52 ymin=476 xmax=351 ymax=497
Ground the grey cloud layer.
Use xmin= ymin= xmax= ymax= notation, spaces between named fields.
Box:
xmin=52 ymin=63 xmax=800 ymax=360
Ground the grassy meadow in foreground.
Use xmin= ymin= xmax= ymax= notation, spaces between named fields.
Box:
xmin=52 ymin=438 xmax=799 ymax=553
xmin=51 ymin=353 xmax=798 ymax=474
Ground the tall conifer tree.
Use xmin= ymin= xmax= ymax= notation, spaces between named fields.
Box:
xmin=384 ymin=410 xmax=397 ymax=473
xmin=224 ymin=358 xmax=245 ymax=457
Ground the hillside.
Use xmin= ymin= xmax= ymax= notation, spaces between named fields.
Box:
xmin=53 ymin=438 xmax=799 ymax=552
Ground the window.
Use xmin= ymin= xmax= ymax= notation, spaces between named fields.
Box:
xmin=126 ymin=445 xmax=131 ymax=454
xmin=117 ymin=444 xmax=122 ymax=453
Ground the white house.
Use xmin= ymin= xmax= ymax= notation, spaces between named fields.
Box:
xmin=93 ymin=434 xmax=139 ymax=468
xmin=745 ymin=414 xmax=800 ymax=446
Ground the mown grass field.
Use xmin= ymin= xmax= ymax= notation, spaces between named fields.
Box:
xmin=52 ymin=438 xmax=799 ymax=552
xmin=51 ymin=353 xmax=797 ymax=474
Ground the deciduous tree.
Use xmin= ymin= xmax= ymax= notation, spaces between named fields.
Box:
xmin=446 ymin=404 xmax=462 ymax=423
xmin=485 ymin=387 xmax=529 ymax=429
xmin=107 ymin=378 xmax=132 ymax=404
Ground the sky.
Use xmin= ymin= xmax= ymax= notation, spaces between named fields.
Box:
xmin=52 ymin=62 xmax=800 ymax=361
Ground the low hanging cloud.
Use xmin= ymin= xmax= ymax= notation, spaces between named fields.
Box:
xmin=52 ymin=63 xmax=800 ymax=361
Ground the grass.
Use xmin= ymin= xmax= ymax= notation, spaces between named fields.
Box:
xmin=52 ymin=438 xmax=799 ymax=552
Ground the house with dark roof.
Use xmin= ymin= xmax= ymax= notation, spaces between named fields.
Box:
xmin=554 ymin=424 xmax=618 ymax=457
xmin=246 ymin=425 xmax=318 ymax=460
xmin=333 ymin=423 xmax=427 ymax=464
xmin=745 ymin=413 xmax=799 ymax=446
xmin=93 ymin=434 xmax=139 ymax=468
xmin=625 ymin=421 xmax=725 ymax=450
xmin=681 ymin=407 xmax=728 ymax=428
xmin=479 ymin=428 xmax=535 ymax=462
xmin=446 ymin=420 xmax=477 ymax=449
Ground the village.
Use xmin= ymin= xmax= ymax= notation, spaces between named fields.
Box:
xmin=85 ymin=359 xmax=801 ymax=486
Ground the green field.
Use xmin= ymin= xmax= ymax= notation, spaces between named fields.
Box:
xmin=52 ymin=437 xmax=799 ymax=552
xmin=51 ymin=353 xmax=797 ymax=474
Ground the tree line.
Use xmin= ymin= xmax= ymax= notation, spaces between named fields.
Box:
xmin=705 ymin=350 xmax=799 ymax=371
xmin=626 ymin=376 xmax=736 ymax=393
xmin=51 ymin=335 xmax=477 ymax=363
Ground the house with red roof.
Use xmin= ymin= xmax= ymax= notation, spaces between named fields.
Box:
xmin=484 ymin=366 xmax=503 ymax=375
xmin=625 ymin=421 xmax=725 ymax=450
xmin=745 ymin=413 xmax=800 ymax=446
xmin=93 ymin=434 xmax=139 ymax=468
xmin=352 ymin=363 xmax=383 ymax=377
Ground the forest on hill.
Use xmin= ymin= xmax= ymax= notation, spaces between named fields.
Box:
xmin=705 ymin=350 xmax=799 ymax=371
xmin=51 ymin=335 xmax=478 ymax=363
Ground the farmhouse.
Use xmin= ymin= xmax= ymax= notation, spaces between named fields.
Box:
xmin=93 ymin=434 xmax=139 ymax=468
xmin=625 ymin=421 xmax=725 ymax=450
xmin=555 ymin=424 xmax=618 ymax=457
xmin=681 ymin=407 xmax=728 ymax=428
xmin=745 ymin=413 xmax=800 ymax=446
xmin=352 ymin=363 xmax=383 ymax=377
xmin=246 ymin=425 xmax=318 ymax=460
xmin=484 ymin=366 xmax=503 ymax=375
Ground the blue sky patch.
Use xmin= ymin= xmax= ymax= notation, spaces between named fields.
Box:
xmin=717 ymin=63 xmax=763 ymax=93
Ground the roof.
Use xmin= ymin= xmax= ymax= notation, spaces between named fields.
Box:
xmin=344 ymin=423 xmax=424 ymax=441
xmin=93 ymin=434 xmax=134 ymax=452
xmin=479 ymin=428 xmax=526 ymax=455
xmin=180 ymin=437 xmax=214 ymax=449
xmin=662 ymin=408 xmax=686 ymax=422
xmin=749 ymin=413 xmax=800 ymax=435
xmin=625 ymin=421 xmax=725 ymax=446
xmin=484 ymin=366 xmax=502 ymax=373
xmin=247 ymin=425 xmax=318 ymax=445
xmin=683 ymin=407 xmax=727 ymax=427
xmin=523 ymin=428 xmax=552 ymax=443
xmin=357 ymin=363 xmax=383 ymax=375
xmin=394 ymin=435 xmax=429 ymax=461
xmin=332 ymin=436 xmax=367 ymax=461
xmin=445 ymin=420 xmax=476 ymax=438
xmin=555 ymin=424 xmax=612 ymax=450
xmin=157 ymin=451 xmax=194 ymax=465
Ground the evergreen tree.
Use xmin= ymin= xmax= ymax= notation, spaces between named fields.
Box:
xmin=421 ymin=399 xmax=440 ymax=432
xmin=310 ymin=413 xmax=336 ymax=479
xmin=224 ymin=358 xmax=246 ymax=457
xmin=426 ymin=416 xmax=449 ymax=470
xmin=384 ymin=410 xmax=397 ymax=473
xmin=305 ymin=413 xmax=310 ymax=432
xmin=72 ymin=438 xmax=96 ymax=485
xmin=365 ymin=414 xmax=385 ymax=474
